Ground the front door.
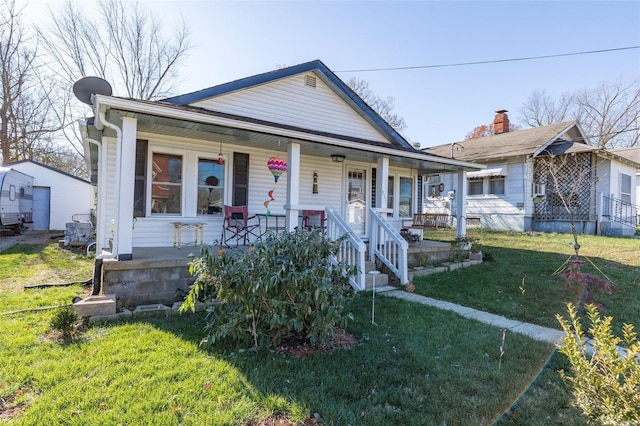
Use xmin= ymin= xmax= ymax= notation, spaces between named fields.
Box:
xmin=346 ymin=167 xmax=367 ymax=236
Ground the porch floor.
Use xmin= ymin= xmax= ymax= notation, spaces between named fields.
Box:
xmin=123 ymin=239 xmax=453 ymax=264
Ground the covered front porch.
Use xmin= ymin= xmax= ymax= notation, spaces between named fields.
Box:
xmin=96 ymin=232 xmax=458 ymax=308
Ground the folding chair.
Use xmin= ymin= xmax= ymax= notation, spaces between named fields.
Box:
xmin=302 ymin=209 xmax=326 ymax=232
xmin=221 ymin=205 xmax=259 ymax=247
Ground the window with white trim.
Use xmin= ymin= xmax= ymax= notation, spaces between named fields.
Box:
xmin=468 ymin=177 xmax=483 ymax=195
xmin=399 ymin=177 xmax=412 ymax=217
xmin=621 ymin=173 xmax=632 ymax=203
xmin=197 ymin=159 xmax=225 ymax=215
xmin=488 ymin=176 xmax=505 ymax=195
xmin=151 ymin=153 xmax=182 ymax=214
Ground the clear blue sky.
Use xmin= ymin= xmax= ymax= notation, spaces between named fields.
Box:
xmin=25 ymin=0 xmax=640 ymax=147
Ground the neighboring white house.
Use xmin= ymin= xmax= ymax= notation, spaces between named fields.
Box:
xmin=78 ymin=59 xmax=482 ymax=289
xmin=9 ymin=160 xmax=94 ymax=231
xmin=424 ymin=111 xmax=640 ymax=237
xmin=610 ymin=147 xmax=640 ymax=222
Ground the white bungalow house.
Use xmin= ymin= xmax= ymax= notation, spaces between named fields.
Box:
xmin=78 ymin=59 xmax=482 ymax=298
xmin=424 ymin=111 xmax=640 ymax=237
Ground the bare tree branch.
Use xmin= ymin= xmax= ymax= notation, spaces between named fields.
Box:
xmin=519 ymin=80 xmax=640 ymax=149
xmin=345 ymin=77 xmax=407 ymax=135
xmin=40 ymin=0 xmax=191 ymax=100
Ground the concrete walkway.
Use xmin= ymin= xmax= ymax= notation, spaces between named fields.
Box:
xmin=380 ymin=289 xmax=637 ymax=358
xmin=381 ymin=289 xmax=566 ymax=345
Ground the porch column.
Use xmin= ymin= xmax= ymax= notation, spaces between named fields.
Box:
xmin=456 ymin=169 xmax=468 ymax=238
xmin=285 ymin=142 xmax=300 ymax=231
xmin=117 ymin=117 xmax=137 ymax=260
xmin=376 ymin=157 xmax=389 ymax=216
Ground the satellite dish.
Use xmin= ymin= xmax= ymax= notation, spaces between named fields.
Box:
xmin=73 ymin=76 xmax=112 ymax=105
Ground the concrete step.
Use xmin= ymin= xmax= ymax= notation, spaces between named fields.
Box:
xmin=365 ymin=271 xmax=388 ymax=289
xmin=364 ymin=260 xmax=377 ymax=273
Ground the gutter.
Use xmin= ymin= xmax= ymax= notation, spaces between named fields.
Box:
xmin=90 ymin=96 xmax=124 ymax=260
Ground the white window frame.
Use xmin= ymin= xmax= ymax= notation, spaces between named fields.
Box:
xmin=197 ymin=157 xmax=225 ymax=216
xmin=488 ymin=175 xmax=506 ymax=195
xmin=620 ymin=172 xmax=632 ymax=203
xmin=148 ymin=148 xmax=185 ymax=216
xmin=387 ymin=173 xmax=413 ymax=218
xmin=468 ymin=177 xmax=484 ymax=196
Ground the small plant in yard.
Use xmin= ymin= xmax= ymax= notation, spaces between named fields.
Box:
xmin=49 ymin=305 xmax=80 ymax=339
xmin=181 ymin=228 xmax=357 ymax=351
xmin=556 ymin=303 xmax=640 ymax=425
xmin=560 ymin=259 xmax=616 ymax=309
xmin=405 ymin=282 xmax=415 ymax=292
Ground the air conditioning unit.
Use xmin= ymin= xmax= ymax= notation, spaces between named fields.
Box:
xmin=533 ymin=183 xmax=546 ymax=198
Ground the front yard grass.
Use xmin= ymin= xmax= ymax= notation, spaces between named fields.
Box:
xmin=2 ymin=233 xmax=626 ymax=424
xmin=420 ymin=229 xmax=640 ymax=334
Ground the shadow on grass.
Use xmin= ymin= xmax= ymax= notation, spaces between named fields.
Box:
xmin=129 ymin=295 xmax=583 ymax=425
xmin=414 ymin=243 xmax=639 ymax=334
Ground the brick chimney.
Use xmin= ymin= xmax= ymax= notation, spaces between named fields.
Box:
xmin=494 ymin=110 xmax=510 ymax=134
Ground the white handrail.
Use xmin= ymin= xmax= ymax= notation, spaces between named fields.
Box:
xmin=369 ymin=208 xmax=409 ymax=285
xmin=325 ymin=207 xmax=367 ymax=290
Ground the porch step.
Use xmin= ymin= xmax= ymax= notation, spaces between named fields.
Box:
xmin=365 ymin=271 xmax=389 ymax=289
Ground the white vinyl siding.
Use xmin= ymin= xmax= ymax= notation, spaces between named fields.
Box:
xmin=130 ymin=132 xmax=350 ymax=247
xmin=191 ymin=74 xmax=389 ymax=144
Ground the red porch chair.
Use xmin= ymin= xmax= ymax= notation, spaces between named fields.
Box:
xmin=302 ymin=209 xmax=326 ymax=232
xmin=222 ymin=205 xmax=259 ymax=247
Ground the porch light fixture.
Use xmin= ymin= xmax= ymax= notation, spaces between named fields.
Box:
xmin=331 ymin=154 xmax=345 ymax=163
xmin=217 ymin=142 xmax=225 ymax=165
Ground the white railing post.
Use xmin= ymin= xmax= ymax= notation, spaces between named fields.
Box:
xmin=369 ymin=208 xmax=408 ymax=285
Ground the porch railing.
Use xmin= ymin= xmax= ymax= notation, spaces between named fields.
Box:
xmin=369 ymin=208 xmax=409 ymax=285
xmin=602 ymin=195 xmax=639 ymax=227
xmin=325 ymin=207 xmax=367 ymax=290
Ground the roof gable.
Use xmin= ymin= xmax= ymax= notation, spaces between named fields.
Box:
xmin=163 ymin=60 xmax=411 ymax=148
xmin=8 ymin=160 xmax=90 ymax=184
xmin=425 ymin=121 xmax=588 ymax=162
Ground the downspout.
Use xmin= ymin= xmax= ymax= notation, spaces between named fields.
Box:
xmin=80 ymin=119 xmax=115 ymax=296
xmin=94 ymin=104 xmax=123 ymax=260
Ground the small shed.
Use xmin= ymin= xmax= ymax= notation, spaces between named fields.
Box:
xmin=9 ymin=160 xmax=94 ymax=231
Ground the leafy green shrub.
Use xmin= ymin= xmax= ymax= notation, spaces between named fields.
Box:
xmin=50 ymin=305 xmax=79 ymax=337
xmin=181 ymin=228 xmax=357 ymax=351
xmin=556 ymin=303 xmax=640 ymax=425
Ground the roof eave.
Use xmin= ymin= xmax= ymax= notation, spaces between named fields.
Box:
xmin=90 ymin=95 xmax=483 ymax=171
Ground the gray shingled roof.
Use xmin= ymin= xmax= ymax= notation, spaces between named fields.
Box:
xmin=425 ymin=121 xmax=589 ymax=162
xmin=610 ymin=147 xmax=640 ymax=166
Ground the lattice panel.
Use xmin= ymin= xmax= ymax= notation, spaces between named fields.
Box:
xmin=533 ymin=153 xmax=596 ymax=221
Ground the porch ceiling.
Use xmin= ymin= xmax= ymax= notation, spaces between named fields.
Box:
xmin=97 ymin=107 xmax=481 ymax=176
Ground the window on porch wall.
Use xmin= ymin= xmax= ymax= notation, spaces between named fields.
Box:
xmin=197 ymin=159 xmax=224 ymax=216
xmin=399 ymin=177 xmax=412 ymax=217
xmin=151 ymin=153 xmax=182 ymax=214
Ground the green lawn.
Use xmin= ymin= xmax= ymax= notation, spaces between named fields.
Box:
xmin=420 ymin=229 xmax=640 ymax=333
xmin=4 ymin=231 xmax=634 ymax=424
